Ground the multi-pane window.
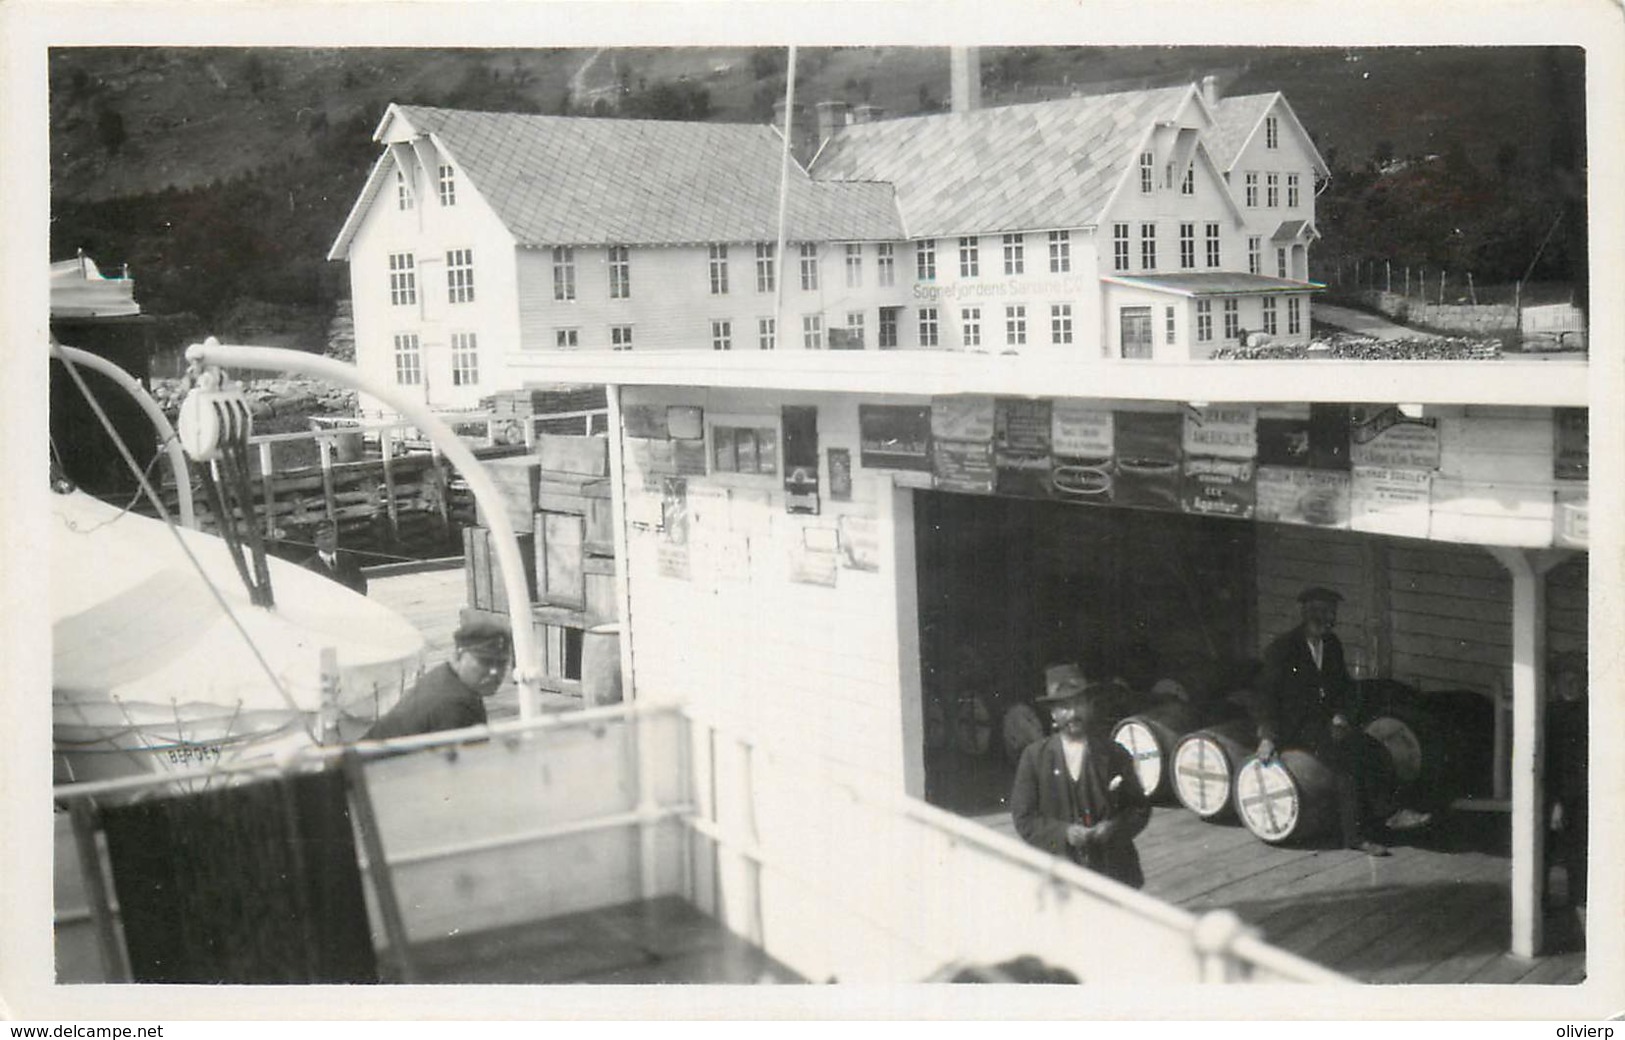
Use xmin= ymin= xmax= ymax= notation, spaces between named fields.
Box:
xmin=1204 ymin=224 xmax=1221 ymax=268
xmin=609 ymin=245 xmax=631 ymax=299
xmin=610 ymin=325 xmax=633 ymax=351
xmin=758 ymin=317 xmax=776 ymax=351
xmin=396 ymin=168 xmax=412 ymax=211
xmin=388 ymin=253 xmax=416 ymax=306
xmin=799 ymin=243 xmax=819 ymax=290
xmin=1139 ymin=151 xmax=1155 ymax=193
xmin=1165 ymin=306 xmax=1177 ymax=346
xmin=446 ymin=249 xmax=475 ymax=303
xmin=1266 ymin=172 xmax=1280 ymax=208
xmin=1265 ymin=115 xmax=1280 ymax=149
xmin=1247 ymin=236 xmax=1262 ymax=275
xmin=1288 ymin=296 xmax=1303 ymax=335
xmin=845 ymin=244 xmax=863 ymax=288
xmin=1179 ymin=223 xmax=1196 ymax=270
xmin=1139 ymin=223 xmax=1157 ymax=270
xmin=916 ymin=240 xmax=937 ymax=281
xmin=754 ymin=242 xmax=776 ymax=293
xmin=839 ymin=311 xmax=865 ymax=350
xmin=713 ymin=244 xmax=739 ymax=293
xmin=802 ymin=314 xmax=823 ymax=350
xmin=1121 ymin=307 xmax=1152 ymax=359
xmin=450 ymin=332 xmax=479 ymax=386
xmin=1051 ymin=304 xmax=1073 ymax=345
xmin=1112 ymin=224 xmax=1130 ymax=272
xmin=959 ymin=236 xmax=980 ymax=278
xmin=1005 ymin=305 xmax=1027 ymax=346
xmin=1002 ymin=234 xmax=1025 ymax=275
xmin=392 ymin=333 xmax=421 ymax=385
xmin=878 ymin=307 xmax=900 ymax=349
xmin=876 ymin=243 xmax=896 ymax=287
xmin=553 ymin=246 xmax=576 ymax=301
xmin=1245 ymin=172 xmax=1259 ymax=208
xmin=918 ymin=306 xmax=939 ymax=347
xmin=438 ymin=164 xmax=456 ymax=207
xmin=1287 ymin=173 xmax=1301 ymax=209
xmin=1196 ymin=300 xmax=1213 ymax=343
xmin=1278 ymin=248 xmax=1289 ymax=279
xmin=711 ymin=319 xmax=732 ymax=351
xmin=1223 ymin=298 xmax=1239 ymax=340
xmin=961 ymin=306 xmax=981 ymax=348
xmin=1262 ymin=296 xmax=1279 ymax=335
xmin=1048 ymin=230 xmax=1071 ymax=274
xmin=1181 ymin=166 xmax=1195 ymax=195
xmin=556 ymin=328 xmax=579 ymax=349
xmin=712 ymin=424 xmax=778 ymax=477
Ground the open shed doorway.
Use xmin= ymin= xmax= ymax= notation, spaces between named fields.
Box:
xmin=913 ymin=489 xmax=1259 ymax=816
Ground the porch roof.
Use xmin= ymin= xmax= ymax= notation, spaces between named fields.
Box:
xmin=1102 ymin=272 xmax=1321 ymax=297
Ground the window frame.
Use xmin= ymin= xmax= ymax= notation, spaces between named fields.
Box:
xmin=392 ymin=332 xmax=422 ymax=385
xmin=446 ymin=248 xmax=475 ymax=304
xmin=450 ymin=331 xmax=479 ymax=387
xmin=799 ymin=242 xmax=820 ymax=291
xmin=1247 ymin=236 xmax=1262 ymax=275
xmin=1265 ymin=115 xmax=1280 ymax=150
xmin=918 ymin=305 xmax=939 ymax=347
xmin=553 ymin=246 xmax=577 ymax=302
xmin=1244 ymin=172 xmax=1259 ymax=208
xmin=757 ymin=316 xmax=776 ymax=351
xmin=1266 ymin=172 xmax=1280 ymax=209
xmin=1051 ymin=303 xmax=1073 ymax=346
xmin=1048 ymin=230 xmax=1071 ymax=274
xmin=1112 ymin=224 xmax=1130 ymax=272
xmin=1139 ymin=151 xmax=1155 ymax=194
xmin=755 ymin=242 xmax=776 ymax=293
xmin=711 ymin=318 xmax=733 ymax=351
xmin=555 ymin=327 xmax=580 ymax=350
xmin=916 ymin=239 xmax=937 ymax=282
xmin=608 ymin=245 xmax=631 ymax=299
xmin=1223 ymin=298 xmax=1239 ymax=340
xmin=1287 ymin=172 xmax=1301 ymax=209
xmin=610 ymin=325 xmax=634 ymax=351
xmin=1002 ymin=233 xmax=1025 ymax=275
xmin=1139 ymin=222 xmax=1157 ymax=271
xmin=844 ymin=243 xmax=863 ymax=288
xmin=438 ymin=164 xmax=456 ymax=207
xmin=802 ymin=313 xmax=823 ymax=350
xmin=1288 ymin=295 xmax=1303 ymax=335
xmin=1005 ymin=304 xmax=1027 ymax=346
xmin=878 ymin=306 xmax=900 ymax=349
xmin=708 ymin=243 xmax=730 ymax=295
xmin=960 ymin=305 xmax=982 ymax=348
xmin=388 ymin=252 xmax=417 ymax=307
xmin=1262 ymin=296 xmax=1279 ymax=335
xmin=1179 ymin=223 xmax=1196 ymax=270
xmin=876 ymin=243 xmax=896 ymax=287
xmin=707 ymin=413 xmax=782 ymax=483
xmin=1196 ymin=299 xmax=1213 ymax=343
xmin=959 ymin=236 xmax=980 ymax=278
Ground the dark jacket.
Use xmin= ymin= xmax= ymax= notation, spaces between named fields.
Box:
xmin=363 ymin=663 xmax=486 ymax=740
xmin=1254 ymin=625 xmax=1352 ymax=750
xmin=302 ymin=550 xmax=368 ymax=596
xmin=1010 ymin=733 xmax=1151 ymax=888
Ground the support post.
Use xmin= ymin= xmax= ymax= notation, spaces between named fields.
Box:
xmin=341 ymin=750 xmax=416 ymax=983
xmin=68 ymin=800 xmax=131 ymax=983
xmin=884 ymin=476 xmax=926 ymax=799
xmin=381 ymin=430 xmax=400 ymax=543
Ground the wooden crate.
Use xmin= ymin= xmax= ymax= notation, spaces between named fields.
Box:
xmin=538 ymin=434 xmax=608 ymax=477
xmin=463 ymin=525 xmax=538 ymax=614
xmin=474 ymin=454 xmax=542 ymax=533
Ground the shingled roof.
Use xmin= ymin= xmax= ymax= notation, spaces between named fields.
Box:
xmin=807 ymin=84 xmax=1196 ymax=240
xmin=1205 ymin=93 xmax=1276 ymax=171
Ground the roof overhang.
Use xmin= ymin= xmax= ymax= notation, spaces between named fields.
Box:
xmin=509 ymin=350 xmax=1589 ymax=409
xmin=1102 ymin=273 xmax=1323 ymax=298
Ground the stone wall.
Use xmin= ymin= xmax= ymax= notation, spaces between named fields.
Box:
xmin=1357 ymin=290 xmax=1518 ymax=336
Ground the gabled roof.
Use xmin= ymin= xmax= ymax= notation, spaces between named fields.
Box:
xmin=1208 ymin=92 xmax=1331 ymax=178
xmin=808 ymin=84 xmax=1197 ymax=239
xmin=1271 ymin=219 xmax=1319 ymax=243
xmin=329 ymin=105 xmax=902 ymax=259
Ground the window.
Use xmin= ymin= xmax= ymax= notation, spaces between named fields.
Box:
xmin=1196 ymin=300 xmax=1213 ymax=343
xmin=876 ymin=243 xmax=896 ymax=287
xmin=1006 ymin=304 xmax=1027 ymax=346
xmin=832 ymin=311 xmax=864 ymax=350
xmin=450 ymin=332 xmax=479 ymax=386
xmin=959 ymin=236 xmax=980 ymax=278
xmin=1051 ymin=304 xmax=1073 ymax=345
xmin=708 ymin=243 xmax=729 ymax=295
xmin=1223 ymin=298 xmax=1239 ymax=340
xmin=1288 ymin=296 xmax=1303 ymax=335
xmin=1179 ymin=223 xmax=1195 ymax=270
xmin=1048 ymin=230 xmax=1070 ymax=273
xmin=711 ymin=422 xmax=779 ymax=477
xmin=799 ymin=243 xmax=819 ymax=290
xmin=1112 ymin=224 xmax=1130 ymax=272
xmin=1003 ymin=234 xmax=1025 ymax=275
xmin=388 ymin=253 xmax=416 ymax=306
xmin=845 ymin=244 xmax=863 ymax=288
xmin=1247 ymin=236 xmax=1262 ymax=275
xmin=396 ymin=168 xmax=412 ymax=211
xmin=758 ymin=317 xmax=776 ymax=351
xmin=1287 ymin=172 xmax=1301 ymax=209
xmin=555 ymin=328 xmax=579 ymax=349
xmin=609 ymin=245 xmax=631 ymax=299
xmin=755 ymin=243 xmax=776 ymax=293
xmin=916 ymin=238 xmax=942 ymax=279
xmin=1205 ymin=223 xmax=1222 ymax=268
xmin=1266 ymin=172 xmax=1280 ymax=208
xmin=1181 ymin=165 xmax=1195 ymax=195
xmin=1277 ymin=248 xmax=1289 ymax=279
xmin=1140 ymin=223 xmax=1157 ymax=270
xmin=1165 ymin=306 xmax=1176 ymax=345
xmin=918 ymin=306 xmax=939 ymax=347
xmin=1139 ymin=151 xmax=1154 ymax=193
xmin=610 ymin=325 xmax=633 ymax=351
xmin=961 ymin=306 xmax=981 ymax=348
xmin=1165 ymin=162 xmax=1175 ymax=190
xmin=553 ymin=246 xmax=576 ymax=301
xmin=802 ymin=314 xmax=823 ymax=350
xmin=878 ymin=306 xmax=900 ymax=349
xmin=446 ymin=249 xmax=475 ymax=303
xmin=438 ymin=164 xmax=456 ymax=207
xmin=392 ymin=333 xmax=421 ymax=385
xmin=1244 ymin=172 xmax=1259 ymax=208
xmin=1121 ymin=306 xmax=1152 ymax=358
xmin=711 ymin=319 xmax=732 ymax=351
xmin=1262 ymin=296 xmax=1279 ymax=335
xmin=1265 ymin=115 xmax=1280 ymax=149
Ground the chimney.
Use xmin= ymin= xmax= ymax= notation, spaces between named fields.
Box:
xmin=815 ymin=99 xmax=851 ymax=143
xmin=950 ymin=46 xmax=981 ymax=113
xmin=852 ymin=104 xmax=886 ymax=125
xmin=1202 ymin=74 xmax=1220 ymax=108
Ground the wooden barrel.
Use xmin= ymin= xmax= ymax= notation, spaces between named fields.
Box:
xmin=1112 ymin=698 xmax=1202 ymax=801
xmin=1233 ymin=749 xmax=1341 ymax=845
xmin=1171 ymin=717 xmax=1256 ymax=820
xmin=581 ymin=622 xmax=623 ymax=707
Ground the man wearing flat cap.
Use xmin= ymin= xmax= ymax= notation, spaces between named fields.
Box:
xmin=363 ymin=616 xmax=512 ymax=740
xmin=1010 ymin=671 xmax=1151 ymax=888
xmin=1254 ymin=586 xmax=1389 ymax=855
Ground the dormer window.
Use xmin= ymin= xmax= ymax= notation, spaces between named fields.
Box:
xmin=1265 ymin=116 xmax=1280 ymax=149
xmin=1139 ymin=152 xmax=1155 ymax=194
xmin=1181 ymin=166 xmax=1195 ymax=196
xmin=438 ymin=164 xmax=456 ymax=207
xmin=396 ymin=168 xmax=413 ymax=211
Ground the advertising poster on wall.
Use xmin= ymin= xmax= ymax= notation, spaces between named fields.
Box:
xmin=1555 ymin=486 xmax=1589 ymax=548
xmin=1349 ymin=466 xmax=1432 ymax=537
xmin=827 ymin=448 xmax=853 ymax=502
xmin=1181 ymin=456 xmax=1256 ymax=519
xmin=1113 ymin=409 xmax=1183 ymax=511
xmin=933 ymin=439 xmax=996 ymax=494
xmin=623 ymin=404 xmax=670 ymax=440
xmin=1255 ymin=466 xmax=1352 ymax=527
xmin=657 ymin=476 xmax=691 ymax=580
xmin=859 ymin=404 xmax=932 ymax=472
xmin=1554 ymin=408 xmax=1589 ymax=480
xmin=931 ymin=396 xmax=997 ymax=442
xmin=1181 ymin=405 xmax=1257 ymax=460
xmin=1349 ymin=406 xmax=1441 ymax=469
xmin=995 ymin=397 xmax=1053 ymax=498
xmin=1050 ymin=400 xmax=1115 ymax=505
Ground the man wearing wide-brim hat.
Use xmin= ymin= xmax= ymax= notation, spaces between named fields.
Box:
xmin=1010 ymin=673 xmax=1152 ymax=888
xmin=364 ymin=615 xmax=513 ymax=740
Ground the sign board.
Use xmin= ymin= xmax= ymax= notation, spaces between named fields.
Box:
xmin=1051 ymin=401 xmax=1115 ymax=458
xmin=995 ymin=398 xmax=1053 ymax=497
xmin=1182 ymin=456 xmax=1256 ymax=519
xmin=1555 ymin=487 xmax=1588 ymax=548
xmin=934 ymin=439 xmax=996 ymax=494
xmin=1554 ymin=408 xmax=1588 ymax=481
xmin=1182 ymin=405 xmax=1257 ymax=460
xmin=932 ymin=396 xmax=997 ymax=442
xmin=1255 ymin=467 xmax=1351 ymax=528
xmin=1349 ymin=407 xmax=1441 ymax=469
xmin=859 ymin=405 xmax=932 ymax=471
xmin=1114 ymin=410 xmax=1183 ymax=511
xmin=1350 ymin=466 xmax=1432 ymax=537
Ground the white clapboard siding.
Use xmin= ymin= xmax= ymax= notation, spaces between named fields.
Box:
xmin=1385 ymin=540 xmax=1511 ymax=694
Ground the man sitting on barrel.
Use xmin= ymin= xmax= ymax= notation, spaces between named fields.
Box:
xmin=1010 ymin=670 xmax=1151 ymax=888
xmin=1254 ymin=586 xmax=1390 ymax=856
